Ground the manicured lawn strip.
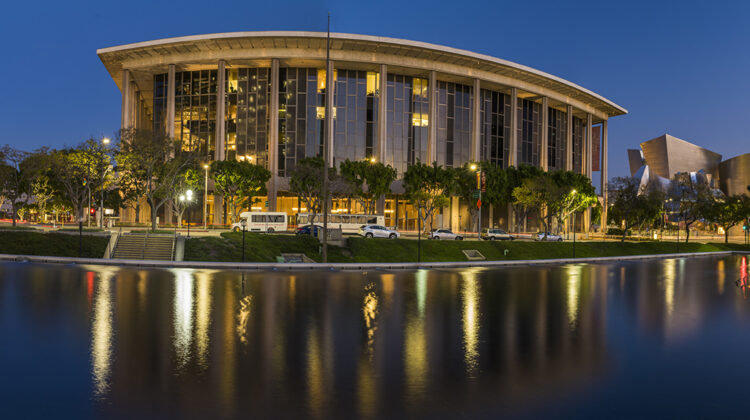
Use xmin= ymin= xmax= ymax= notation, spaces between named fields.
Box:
xmin=184 ymin=232 xmax=352 ymax=263
xmin=184 ymin=234 xmax=750 ymax=263
xmin=0 ymin=231 xmax=109 ymax=258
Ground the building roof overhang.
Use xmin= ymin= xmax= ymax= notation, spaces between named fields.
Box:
xmin=98 ymin=31 xmax=627 ymax=121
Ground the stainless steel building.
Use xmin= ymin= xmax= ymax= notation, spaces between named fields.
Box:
xmin=719 ymin=153 xmax=750 ymax=196
xmin=98 ymin=31 xmax=627 ymax=229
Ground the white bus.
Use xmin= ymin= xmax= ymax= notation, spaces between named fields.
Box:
xmin=231 ymin=212 xmax=288 ymax=233
xmin=295 ymin=213 xmax=385 ymax=233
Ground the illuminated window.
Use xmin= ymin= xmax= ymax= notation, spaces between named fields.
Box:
xmin=366 ymin=72 xmax=379 ymax=95
xmin=413 ymin=78 xmax=429 ymax=99
xmin=412 ymin=112 xmax=429 ymax=127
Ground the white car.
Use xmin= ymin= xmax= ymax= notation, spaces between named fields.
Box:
xmin=358 ymin=225 xmax=400 ymax=239
xmin=482 ymin=228 xmax=514 ymax=241
xmin=535 ymin=232 xmax=563 ymax=241
xmin=429 ymin=229 xmax=463 ymax=240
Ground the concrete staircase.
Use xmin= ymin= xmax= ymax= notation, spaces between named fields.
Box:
xmin=111 ymin=233 xmax=175 ymax=261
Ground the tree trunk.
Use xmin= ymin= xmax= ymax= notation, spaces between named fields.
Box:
xmin=11 ymin=203 xmax=16 ymax=227
xmin=685 ymin=226 xmax=690 ymax=243
xmin=135 ymin=204 xmax=140 ymax=223
xmin=725 ymin=228 xmax=729 ymax=244
xmin=148 ymin=200 xmax=158 ymax=231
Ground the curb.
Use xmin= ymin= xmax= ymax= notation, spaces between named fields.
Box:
xmin=0 ymin=251 xmax=744 ymax=271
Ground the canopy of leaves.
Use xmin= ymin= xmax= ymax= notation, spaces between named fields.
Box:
xmin=339 ymin=159 xmax=397 ymax=214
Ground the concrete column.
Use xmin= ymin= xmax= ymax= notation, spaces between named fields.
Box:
xmin=268 ymin=59 xmax=280 ymax=211
xmin=326 ymin=60 xmax=335 ymax=165
xmin=377 ymin=64 xmax=388 ymax=164
xmin=584 ymin=113 xmax=593 ymax=236
xmin=601 ymin=119 xmax=609 ymax=231
xmin=565 ymin=105 xmax=573 ymax=171
xmin=428 ymin=70 xmax=437 ymax=164
xmin=471 ymin=79 xmax=481 ymax=162
xmin=121 ymin=70 xmax=132 ymax=129
xmin=508 ymin=88 xmax=518 ymax=167
xmin=167 ymin=64 xmax=176 ymax=138
xmin=540 ymin=96 xmax=549 ymax=171
xmin=451 ymin=196 xmax=460 ymax=232
xmin=585 ymin=113 xmax=593 ymax=178
xmin=215 ymin=60 xmax=226 ymax=161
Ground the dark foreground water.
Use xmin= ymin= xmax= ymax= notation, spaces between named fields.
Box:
xmin=1 ymin=256 xmax=750 ymax=419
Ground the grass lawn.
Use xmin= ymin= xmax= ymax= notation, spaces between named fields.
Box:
xmin=183 ymin=233 xmax=750 ymax=263
xmin=184 ymin=232 xmax=352 ymax=263
xmin=0 ymin=231 xmax=109 ymax=258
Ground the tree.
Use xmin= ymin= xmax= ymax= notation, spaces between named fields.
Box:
xmin=548 ymin=170 xmax=598 ymax=234
xmin=608 ymin=177 xmax=664 ymax=242
xmin=210 ymin=160 xmax=271 ymax=224
xmin=0 ymin=146 xmax=31 ymax=226
xmin=667 ymin=172 xmax=713 ymax=243
xmin=505 ymin=164 xmax=544 ymax=233
xmin=479 ymin=161 xmax=508 ymax=213
xmin=31 ymin=175 xmax=56 ymax=223
xmin=403 ymin=161 xmax=451 ymax=235
xmin=702 ymin=195 xmax=750 ymax=243
xmin=289 ymin=157 xmax=327 ymax=231
xmin=449 ymin=162 xmax=481 ymax=232
xmin=169 ymin=166 xmax=203 ymax=227
xmin=116 ymin=128 xmax=197 ymax=231
xmin=49 ymin=140 xmax=110 ymax=227
xmin=339 ymin=159 xmax=397 ymax=214
xmin=512 ymin=173 xmax=557 ymax=236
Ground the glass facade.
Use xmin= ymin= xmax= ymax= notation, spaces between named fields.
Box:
xmin=547 ymin=108 xmax=567 ymax=171
xmin=277 ymin=68 xmax=324 ymax=177
xmin=333 ymin=70 xmax=379 ymax=163
xmin=385 ymin=74 xmax=429 ymax=175
xmin=175 ymin=70 xmax=218 ymax=158
xmin=152 ymin=68 xmax=590 ymax=178
xmin=479 ymin=89 xmax=511 ymax=167
xmin=436 ymin=81 xmax=472 ymax=168
xmin=153 ymin=74 xmax=168 ymax=135
xmin=226 ymin=68 xmax=270 ymax=166
xmin=572 ymin=116 xmax=585 ymax=174
xmin=517 ymin=98 xmax=542 ymax=166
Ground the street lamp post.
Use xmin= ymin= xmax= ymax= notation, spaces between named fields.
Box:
xmin=470 ymin=164 xmax=482 ymax=240
xmin=203 ymin=164 xmax=209 ymax=230
xmin=100 ymin=137 xmax=110 ymax=229
xmin=180 ymin=189 xmax=194 ymax=238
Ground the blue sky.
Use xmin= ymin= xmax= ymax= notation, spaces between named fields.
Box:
xmin=0 ymin=0 xmax=748 ymax=182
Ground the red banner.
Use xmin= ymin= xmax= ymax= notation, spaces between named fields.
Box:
xmin=592 ymin=126 xmax=601 ymax=172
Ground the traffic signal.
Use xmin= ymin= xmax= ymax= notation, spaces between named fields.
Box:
xmin=90 ymin=207 xmax=96 ymax=216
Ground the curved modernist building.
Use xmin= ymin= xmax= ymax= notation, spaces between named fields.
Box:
xmin=98 ymin=32 xmax=627 ymax=229
xmin=719 ymin=153 xmax=750 ymax=196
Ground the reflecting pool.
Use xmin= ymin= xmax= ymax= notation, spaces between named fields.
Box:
xmin=1 ymin=255 xmax=750 ymax=419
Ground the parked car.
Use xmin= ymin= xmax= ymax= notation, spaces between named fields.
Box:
xmin=535 ymin=232 xmax=563 ymax=241
xmin=481 ymin=228 xmax=514 ymax=241
xmin=295 ymin=224 xmax=322 ymax=236
xmin=358 ymin=225 xmax=400 ymax=239
xmin=429 ymin=229 xmax=463 ymax=240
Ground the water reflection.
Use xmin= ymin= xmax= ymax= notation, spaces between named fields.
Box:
xmin=2 ymin=255 xmax=750 ymax=418
xmin=461 ymin=268 xmax=480 ymax=376
xmin=173 ymin=269 xmax=194 ymax=368
xmin=91 ymin=267 xmax=116 ymax=398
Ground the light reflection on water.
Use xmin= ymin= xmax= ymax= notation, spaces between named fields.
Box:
xmin=3 ymin=255 xmax=750 ymax=418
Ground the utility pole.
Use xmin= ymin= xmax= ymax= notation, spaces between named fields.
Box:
xmin=321 ymin=14 xmax=331 ymax=263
